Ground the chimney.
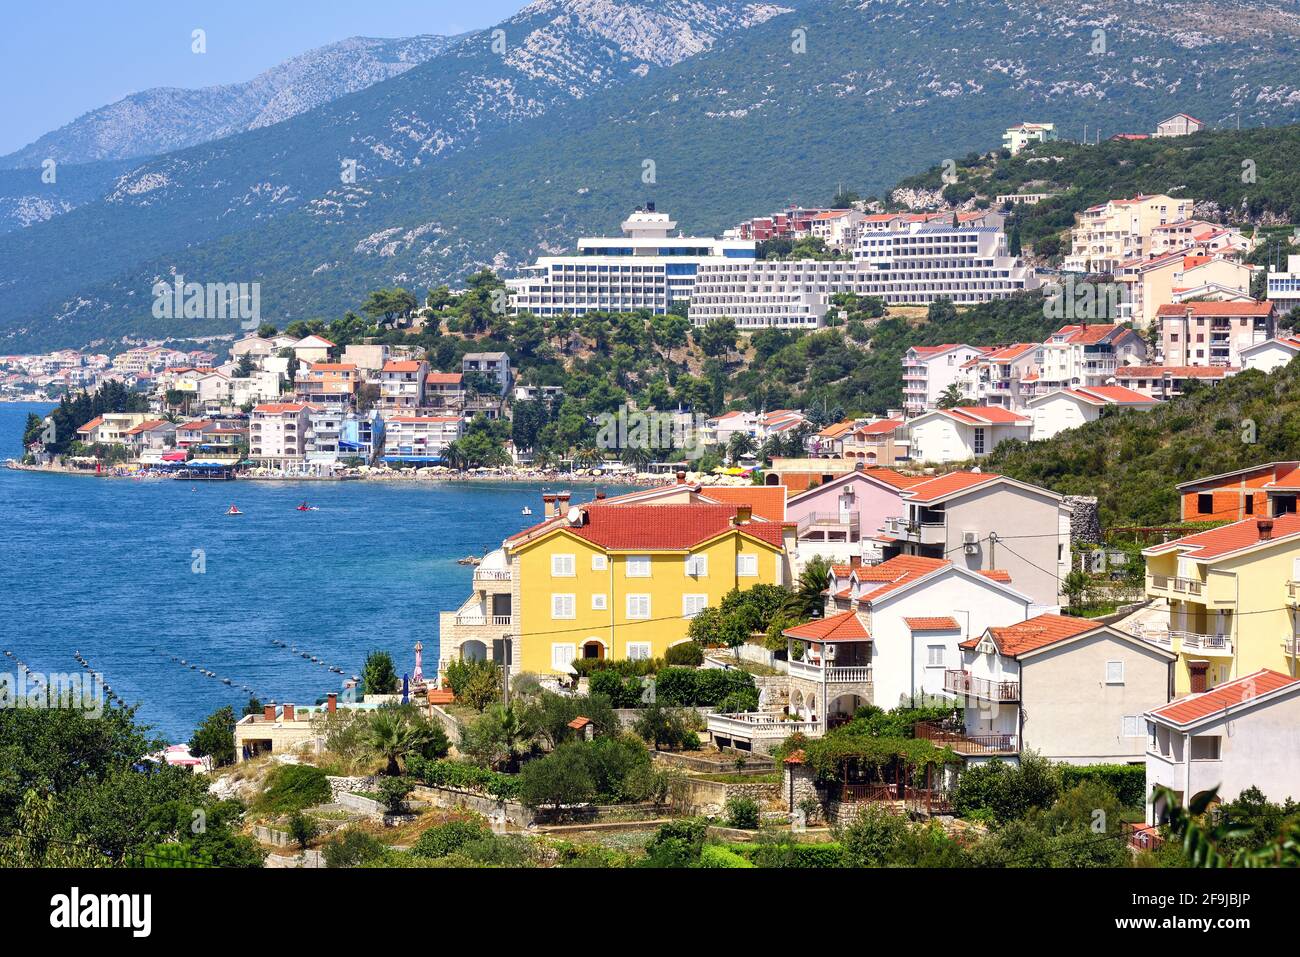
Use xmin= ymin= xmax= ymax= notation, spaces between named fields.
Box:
xmin=733 ymin=504 xmax=753 ymax=525
xmin=326 ymin=692 xmax=337 ymax=713
xmin=1258 ymin=518 xmax=1274 ymax=541
xmin=676 ymin=470 xmax=687 ymax=485
xmin=542 ymin=493 xmax=558 ymax=519
xmin=263 ymin=703 xmax=276 ymax=722
xmin=557 ymin=491 xmax=571 ymax=515
xmin=282 ymin=703 xmax=295 ymax=721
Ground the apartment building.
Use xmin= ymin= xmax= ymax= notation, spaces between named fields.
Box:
xmin=1140 ymin=514 xmax=1300 ymax=694
xmin=507 ymin=205 xmax=756 ymax=317
xmin=378 ymin=359 xmax=428 ymax=411
xmin=294 ymin=362 xmax=359 ymax=407
xmin=1063 ymin=194 xmax=1195 ymax=274
xmin=1157 ymin=301 xmax=1274 ymax=368
xmin=249 ymin=403 xmax=312 ymax=466
xmin=424 ymin=372 xmax=466 ymax=411
xmin=76 ymin=412 xmax=154 ymax=445
xmin=1266 ymin=255 xmax=1300 ymax=316
xmin=292 ymin=335 xmax=335 ymax=367
xmin=784 ymin=465 xmax=919 ymax=566
xmin=1002 ymin=122 xmax=1057 ymax=155
xmin=1112 ymin=364 xmax=1236 ymax=399
xmin=439 ymin=495 xmax=789 ymax=677
xmin=461 ymin=352 xmax=511 ymax=394
xmin=689 ymin=223 xmax=1038 ymax=331
xmin=809 ymin=209 xmax=866 ymax=249
xmin=1036 ymin=324 xmax=1147 ymax=392
xmin=1146 ymin=670 xmax=1300 ymax=826
xmin=1119 ymin=251 xmax=1255 ymax=328
xmin=901 ymin=343 xmax=988 ymax=415
xmin=882 ymin=471 xmax=1071 ymax=609
xmin=950 ymin=615 xmax=1174 ymax=767
xmin=959 ymin=342 xmax=1041 ymax=410
xmin=906 ymin=406 xmax=1032 ymax=463
xmin=381 ymin=415 xmax=463 ymax=464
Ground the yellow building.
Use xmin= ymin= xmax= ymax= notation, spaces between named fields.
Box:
xmin=1142 ymin=514 xmax=1300 ymax=694
xmin=438 ymin=488 xmax=793 ymax=678
xmin=1063 ymin=194 xmax=1194 ymax=275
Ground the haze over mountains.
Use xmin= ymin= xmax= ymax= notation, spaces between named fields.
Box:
xmin=5 ymin=0 xmax=1300 ymax=351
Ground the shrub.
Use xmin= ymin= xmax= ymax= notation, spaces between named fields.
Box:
xmin=404 ymin=756 xmax=520 ymax=800
xmin=663 ymin=642 xmax=704 ymax=667
xmin=724 ymin=796 xmax=760 ymax=829
xmin=256 ymin=764 xmax=331 ymax=815
xmin=1058 ymin=764 xmax=1146 ymax=808
xmin=639 ymin=819 xmax=707 ymax=868
xmin=717 ymin=688 xmax=760 ymax=713
xmin=633 ymin=703 xmax=699 ymax=751
xmin=741 ymin=838 xmax=848 ymax=869
xmin=951 ymin=752 xmax=1061 ymax=824
xmin=288 ymin=811 xmax=320 ymax=849
xmin=572 ymin=657 xmax=661 ymax=677
xmin=698 ymin=844 xmax=755 ymax=868
xmin=588 ymin=670 xmax=645 ymax=709
xmin=322 ymin=828 xmax=387 ymax=868
xmin=835 ymin=804 xmax=911 ymax=866
xmin=376 ymin=777 xmax=414 ymax=813
xmin=411 ymin=818 xmax=493 ymax=859
xmin=517 ymin=742 xmax=597 ymax=810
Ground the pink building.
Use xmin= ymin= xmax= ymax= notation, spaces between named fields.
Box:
xmin=784 ymin=465 xmax=922 ymax=565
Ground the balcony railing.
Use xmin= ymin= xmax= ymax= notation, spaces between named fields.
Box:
xmin=473 ymin=568 xmax=513 ymax=582
xmin=1148 ymin=574 xmax=1203 ymax=597
xmin=1135 ymin=626 xmax=1232 ymax=655
xmin=789 ymin=659 xmax=873 ymax=683
xmin=944 ymin=669 xmax=1020 ymax=702
xmin=797 ymin=511 xmax=861 ymax=534
xmin=453 ymin=613 xmax=514 ymax=627
xmin=915 ymin=720 xmax=1019 ymax=755
xmin=707 ymin=712 xmax=823 ymax=741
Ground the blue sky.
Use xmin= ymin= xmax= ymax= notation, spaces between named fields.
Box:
xmin=0 ymin=0 xmax=524 ymax=155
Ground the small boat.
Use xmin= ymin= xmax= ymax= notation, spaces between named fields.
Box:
xmin=296 ymin=501 xmax=317 ymax=511
xmin=457 ymin=555 xmax=481 ymax=566
xmin=521 ymin=506 xmax=533 ymax=516
xmin=226 ymin=505 xmax=243 ymax=515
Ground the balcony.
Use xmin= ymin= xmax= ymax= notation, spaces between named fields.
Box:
xmin=943 ymin=669 xmax=1020 ymax=702
xmin=1147 ymin=574 xmax=1204 ymax=598
xmin=883 ymin=514 xmax=946 ymax=545
xmin=788 ymin=659 xmax=873 ymax=684
xmin=797 ymin=511 xmax=861 ymax=540
xmin=454 ymin=613 xmax=514 ymax=627
xmin=473 ymin=567 xmax=513 ymax=583
xmin=707 ymin=711 xmax=823 ymax=744
xmin=1287 ymin=581 xmax=1300 ymax=604
xmin=1134 ymin=624 xmax=1232 ymax=656
xmin=914 ymin=720 xmax=1019 ymax=756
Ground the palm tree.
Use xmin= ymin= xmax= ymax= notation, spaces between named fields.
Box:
xmin=365 ymin=709 xmax=434 ymax=775
xmin=572 ymin=446 xmax=605 ymax=470
xmin=727 ymin=432 xmax=757 ymax=463
xmin=786 ymin=556 xmax=831 ymax=620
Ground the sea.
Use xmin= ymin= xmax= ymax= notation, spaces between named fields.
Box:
xmin=0 ymin=401 xmax=614 ymax=741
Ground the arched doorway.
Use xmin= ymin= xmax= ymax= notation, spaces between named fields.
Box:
xmin=461 ymin=640 xmax=487 ymax=663
xmin=765 ymin=473 xmax=781 ymax=486
xmin=581 ymin=639 xmax=606 ymax=660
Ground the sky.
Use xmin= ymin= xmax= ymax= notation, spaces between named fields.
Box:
xmin=0 ymin=0 xmax=525 ymax=155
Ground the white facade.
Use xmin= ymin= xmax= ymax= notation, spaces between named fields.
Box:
xmin=507 ymin=206 xmax=756 ymax=317
xmin=901 ymin=344 xmax=987 ymax=415
xmin=249 ymin=403 xmax=311 ymax=465
xmin=1026 ymin=386 xmax=1158 ymax=440
xmin=1002 ymin=122 xmax=1057 ymax=155
xmin=1240 ymin=337 xmax=1300 ymax=373
xmin=1267 ymin=255 xmax=1300 ymax=317
xmin=906 ymin=408 xmax=1031 ymax=463
xmin=381 ymin=415 xmax=464 ymax=462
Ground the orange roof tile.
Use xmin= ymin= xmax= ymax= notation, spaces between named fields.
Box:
xmin=902 ymin=471 xmax=1002 ymax=504
xmin=782 ymin=611 xmax=871 ymax=642
xmin=1150 ymin=669 xmax=1298 ymax=727
xmin=508 ymin=502 xmax=785 ymax=551
xmin=702 ymin=486 xmax=787 ymax=522
xmin=984 ymin=613 xmax=1100 ymax=657
xmin=1156 ymin=301 xmax=1272 ymax=318
xmin=977 ymin=569 xmax=1013 ymax=583
xmin=1146 ymin=512 xmax=1300 ymax=561
xmin=77 ymin=416 xmax=105 ymax=433
xmin=904 ymin=616 xmax=960 ymax=631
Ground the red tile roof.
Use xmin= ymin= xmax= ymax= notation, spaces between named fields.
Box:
xmin=382 ymin=360 xmax=424 ymax=373
xmin=853 ymin=418 xmax=904 ymax=436
xmin=782 ymin=611 xmax=871 ymax=642
xmin=77 ymin=416 xmax=105 ymax=433
xmin=253 ymin=403 xmax=309 ymax=414
xmin=1146 ymin=512 xmax=1300 ymax=560
xmin=977 ymin=569 xmax=1013 ymax=583
xmin=939 ymin=406 xmax=1030 ymax=425
xmin=863 ymin=468 xmax=926 ymax=489
xmin=1155 ymin=301 xmax=1272 ymax=318
xmin=902 ymin=471 xmax=1002 ymax=503
xmin=855 ymin=555 xmax=951 ymax=602
xmin=1071 ymin=385 xmax=1158 ymax=405
xmin=508 ymin=502 xmax=785 ymax=551
xmin=702 ymin=486 xmax=787 ymax=522
xmin=904 ymin=616 xmax=960 ymax=631
xmin=1150 ymin=669 xmax=1298 ymax=727
xmin=982 ymin=613 xmax=1100 ymax=657
xmin=1116 ymin=365 xmax=1236 ymax=379
xmin=426 ymin=372 xmax=464 ymax=384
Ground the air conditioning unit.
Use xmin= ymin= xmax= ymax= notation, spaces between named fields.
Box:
xmin=963 ymin=530 xmax=979 ymax=555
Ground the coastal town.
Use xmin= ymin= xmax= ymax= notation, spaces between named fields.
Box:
xmin=6 ymin=106 xmax=1300 ymax=880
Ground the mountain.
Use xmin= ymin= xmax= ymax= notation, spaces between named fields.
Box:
xmin=0 ymin=35 xmax=466 ymax=170
xmin=6 ymin=0 xmax=1300 ymax=351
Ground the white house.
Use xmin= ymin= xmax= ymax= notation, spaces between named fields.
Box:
xmin=292 ymin=335 xmax=335 ymax=367
xmin=948 ymin=614 xmax=1175 ymax=766
xmin=1240 ymin=336 xmax=1300 ymax=373
xmin=807 ymin=554 xmax=1037 ymax=715
xmin=901 ymin=344 xmax=988 ymax=414
xmin=906 ymin=406 xmax=1031 ymax=463
xmin=1145 ymin=669 xmax=1300 ymax=826
xmin=1027 ymin=385 xmax=1158 ymax=440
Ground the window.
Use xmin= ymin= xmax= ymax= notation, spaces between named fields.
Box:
xmin=926 ymin=645 xmax=945 ymax=668
xmin=591 ymin=593 xmax=608 ymax=611
xmin=973 ymin=427 xmax=985 ymax=455
xmin=683 ymin=594 xmax=709 ymax=618
xmin=1105 ymin=660 xmax=1124 ymax=685
xmin=1197 ymin=493 xmax=1213 ymax=515
xmin=1190 ymin=736 xmax=1222 ymax=760
xmin=551 ymin=594 xmax=576 ymax=619
xmin=551 ymin=554 xmax=575 ymax=577
xmin=1245 ymin=494 xmax=1254 ymax=515
xmin=625 ymin=555 xmax=651 ymax=578
xmin=591 ymin=554 xmax=608 ymax=571
xmin=626 ymin=642 xmax=652 ymax=661
xmin=626 ymin=594 xmax=651 ymax=619
xmin=685 ymin=554 xmax=708 ymax=577
xmin=551 ymin=643 xmax=576 ymax=672
xmin=736 ymin=554 xmax=758 ymax=577
xmin=1122 ymin=715 xmax=1142 ymax=738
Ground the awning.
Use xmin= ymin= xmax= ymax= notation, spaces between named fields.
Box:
xmin=161 ymin=452 xmax=187 ymax=462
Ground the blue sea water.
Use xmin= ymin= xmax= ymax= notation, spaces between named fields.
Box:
xmin=0 ymin=401 xmax=608 ymax=740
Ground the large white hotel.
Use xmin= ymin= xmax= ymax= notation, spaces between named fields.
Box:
xmin=689 ymin=222 xmax=1040 ymax=330
xmin=506 ymin=208 xmax=1039 ymax=329
xmin=504 ymin=204 xmax=756 ymax=316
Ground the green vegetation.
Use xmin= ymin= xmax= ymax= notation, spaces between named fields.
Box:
xmin=988 ymin=362 xmax=1300 ymax=526
xmin=188 ymin=705 xmax=237 ymax=767
xmin=254 ymin=764 xmax=332 ymax=816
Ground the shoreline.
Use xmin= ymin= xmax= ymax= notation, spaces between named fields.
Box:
xmin=2 ymin=460 xmax=699 ymax=487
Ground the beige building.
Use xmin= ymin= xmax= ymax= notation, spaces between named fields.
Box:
xmin=249 ymin=402 xmax=312 ymax=466
xmin=1154 ymin=113 xmax=1204 ymax=138
xmin=1063 ymin=194 xmax=1195 ymax=274
xmin=1157 ymin=301 xmax=1274 ymax=368
xmin=1120 ymin=252 xmax=1255 ymax=328
xmin=949 ymin=615 xmax=1174 ymax=766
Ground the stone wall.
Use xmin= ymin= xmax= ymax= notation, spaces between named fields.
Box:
xmin=411 ymin=783 xmax=535 ymax=826
xmin=1064 ymin=495 xmax=1101 ymax=548
xmin=676 ymin=775 xmax=782 ymax=816
xmin=326 ymin=775 xmax=377 ymax=802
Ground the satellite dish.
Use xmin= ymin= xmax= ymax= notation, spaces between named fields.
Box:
xmin=566 ymin=505 xmax=582 ymax=525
